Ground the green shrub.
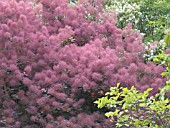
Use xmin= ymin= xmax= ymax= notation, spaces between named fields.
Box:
xmin=94 ymin=83 xmax=170 ymax=128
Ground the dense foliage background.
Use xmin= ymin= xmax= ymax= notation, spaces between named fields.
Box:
xmin=0 ymin=0 xmax=169 ymax=127
xmin=104 ymin=0 xmax=170 ymax=43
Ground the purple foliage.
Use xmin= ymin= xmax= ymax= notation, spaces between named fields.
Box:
xmin=0 ymin=0 xmax=166 ymax=127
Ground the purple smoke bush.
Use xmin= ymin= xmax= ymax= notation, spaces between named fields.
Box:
xmin=0 ymin=0 xmax=166 ymax=127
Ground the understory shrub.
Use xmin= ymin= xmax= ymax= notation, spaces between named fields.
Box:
xmin=94 ymin=83 xmax=170 ymax=128
xmin=0 ymin=0 xmax=166 ymax=127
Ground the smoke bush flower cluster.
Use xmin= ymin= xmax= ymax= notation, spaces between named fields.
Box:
xmin=0 ymin=0 xmax=166 ymax=127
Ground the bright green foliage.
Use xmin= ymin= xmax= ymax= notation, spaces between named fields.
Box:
xmin=94 ymin=83 xmax=170 ymax=128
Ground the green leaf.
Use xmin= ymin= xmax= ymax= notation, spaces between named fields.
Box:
xmin=164 ymin=34 xmax=170 ymax=46
xmin=122 ymin=87 xmax=130 ymax=94
xmin=105 ymin=109 xmax=120 ymax=117
xmin=161 ymin=72 xmax=169 ymax=77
